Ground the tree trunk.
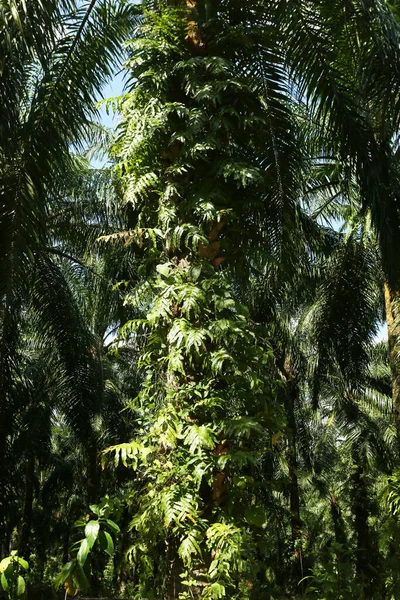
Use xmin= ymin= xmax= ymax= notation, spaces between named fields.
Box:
xmin=87 ymin=438 xmax=98 ymax=508
xmin=161 ymin=2 xmax=215 ymax=595
xmin=384 ymin=283 xmax=400 ymax=442
xmin=351 ymin=455 xmax=375 ymax=598
xmin=330 ymin=495 xmax=346 ymax=548
xmin=0 ymin=436 xmax=9 ymax=557
xmin=280 ymin=358 xmax=303 ymax=588
xmin=18 ymin=455 xmax=35 ymax=558
xmin=0 ymin=415 xmax=13 ymax=557
xmin=164 ymin=537 xmax=186 ymax=600
xmin=117 ymin=0 xmax=279 ymax=595
xmin=287 ymin=410 xmax=302 ymax=550
xmin=330 ymin=495 xmax=347 ymax=596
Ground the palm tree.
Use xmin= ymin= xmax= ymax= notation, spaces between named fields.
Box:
xmin=106 ymin=1 xmax=400 ymax=597
xmin=0 ymin=0 xmax=138 ymax=555
xmin=0 ymin=163 xmax=143 ymax=595
xmin=286 ymin=0 xmax=400 ymax=444
xmin=2 ymin=0 xmax=399 ymax=596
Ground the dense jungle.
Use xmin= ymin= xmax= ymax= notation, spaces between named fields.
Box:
xmin=3 ymin=0 xmax=400 ymax=598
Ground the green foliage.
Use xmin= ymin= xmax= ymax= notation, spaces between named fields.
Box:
xmin=55 ymin=498 xmax=120 ymax=597
xmin=302 ymin=547 xmax=361 ymax=600
xmin=3 ymin=1 xmax=400 ymax=600
xmin=105 ymin=4 xmax=292 ymax=597
xmin=107 ymin=264 xmax=278 ymax=597
xmin=0 ymin=553 xmax=28 ymax=600
xmin=100 ymin=1 xmax=400 ymax=597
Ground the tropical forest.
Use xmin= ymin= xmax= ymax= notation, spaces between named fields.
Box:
xmin=4 ymin=0 xmax=400 ymax=599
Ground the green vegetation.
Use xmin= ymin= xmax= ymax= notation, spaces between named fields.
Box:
xmin=3 ymin=0 xmax=400 ymax=598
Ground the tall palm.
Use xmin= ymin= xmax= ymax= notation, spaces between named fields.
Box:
xmin=106 ymin=0 xmax=400 ymax=597
xmin=248 ymin=237 xmax=395 ymax=596
xmin=284 ymin=0 xmax=400 ymax=441
xmin=0 ymin=0 xmax=140 ymax=553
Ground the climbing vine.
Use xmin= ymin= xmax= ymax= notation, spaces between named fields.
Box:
xmin=105 ymin=4 xmax=285 ymax=598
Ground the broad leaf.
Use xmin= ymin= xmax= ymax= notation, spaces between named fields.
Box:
xmin=105 ymin=518 xmax=120 ymax=534
xmin=0 ymin=557 xmax=11 ymax=573
xmin=55 ymin=560 xmax=76 ymax=590
xmin=16 ymin=558 xmax=28 ymax=571
xmin=84 ymin=520 xmax=100 ymax=548
xmin=99 ymin=530 xmax=114 ymax=556
xmin=16 ymin=575 xmax=25 ymax=598
xmin=73 ymin=564 xmax=90 ymax=591
xmin=0 ymin=573 xmax=8 ymax=592
xmin=89 ymin=504 xmax=101 ymax=516
xmin=77 ymin=538 xmax=90 ymax=567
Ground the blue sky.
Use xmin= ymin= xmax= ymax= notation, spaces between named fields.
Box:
xmin=89 ymin=70 xmax=126 ymax=168
xmin=98 ymin=70 xmax=126 ymax=129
